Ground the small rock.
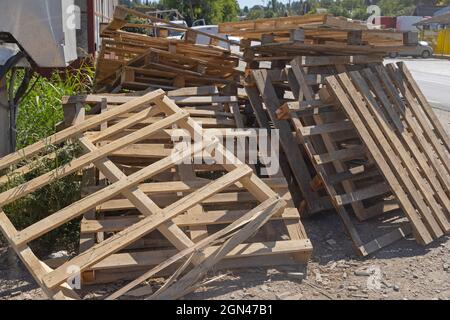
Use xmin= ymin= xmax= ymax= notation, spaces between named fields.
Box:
xmin=347 ymin=286 xmax=358 ymax=292
xmin=443 ymin=263 xmax=449 ymax=271
xmin=393 ymin=285 xmax=400 ymax=292
xmin=276 ymin=292 xmax=303 ymax=300
xmin=22 ymin=293 xmax=33 ymax=300
xmin=343 ymin=272 xmax=348 ymax=279
xmin=260 ymin=285 xmax=270 ymax=292
xmin=314 ymin=270 xmax=322 ymax=283
xmin=48 ymin=250 xmax=70 ymax=259
xmin=9 ymin=291 xmax=21 ymax=297
xmin=412 ymin=274 xmax=419 ymax=279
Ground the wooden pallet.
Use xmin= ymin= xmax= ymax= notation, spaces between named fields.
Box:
xmin=96 ymin=31 xmax=238 ymax=88
xmin=219 ymin=14 xmax=415 ymax=47
xmin=245 ymin=55 xmax=390 ymax=215
xmin=277 ymin=58 xmax=414 ymax=255
xmin=95 ymin=6 xmax=240 ymax=91
xmin=246 ymin=69 xmax=333 ymax=215
xmin=57 ymin=87 xmax=312 ymax=288
xmin=0 ymin=90 xmax=312 ymax=300
xmin=115 ymin=48 xmax=241 ymax=92
xmin=325 ymin=62 xmax=450 ymax=246
xmin=247 ymin=57 xmax=419 ymax=255
xmin=219 ymin=14 xmax=367 ymax=36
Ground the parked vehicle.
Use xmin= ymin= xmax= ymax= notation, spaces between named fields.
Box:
xmin=389 ymin=41 xmax=434 ymax=58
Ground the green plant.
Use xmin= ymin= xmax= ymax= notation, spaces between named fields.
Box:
xmin=1 ymin=143 xmax=83 ymax=256
xmin=16 ymin=61 xmax=94 ymax=149
xmin=0 ymin=62 xmax=94 ymax=256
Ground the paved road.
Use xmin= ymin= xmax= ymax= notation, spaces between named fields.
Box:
xmin=385 ymin=58 xmax=450 ymax=133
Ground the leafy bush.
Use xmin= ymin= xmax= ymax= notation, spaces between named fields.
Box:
xmin=16 ymin=61 xmax=94 ymax=149
xmin=0 ymin=62 xmax=94 ymax=256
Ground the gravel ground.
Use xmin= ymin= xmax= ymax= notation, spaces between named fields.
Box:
xmin=1 ymin=68 xmax=449 ymax=301
xmin=1 ymin=211 xmax=449 ymax=300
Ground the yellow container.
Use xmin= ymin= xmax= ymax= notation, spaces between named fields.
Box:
xmin=436 ymin=29 xmax=450 ymax=55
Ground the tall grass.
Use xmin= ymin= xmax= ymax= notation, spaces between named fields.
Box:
xmin=0 ymin=62 xmax=94 ymax=256
xmin=16 ymin=61 xmax=94 ymax=148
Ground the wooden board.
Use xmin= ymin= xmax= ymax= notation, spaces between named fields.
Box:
xmin=54 ymin=89 xmax=313 ymax=289
xmin=0 ymin=92 xmax=312 ymax=300
xmin=256 ymin=57 xmax=410 ymax=256
xmin=325 ymin=63 xmax=450 ymax=245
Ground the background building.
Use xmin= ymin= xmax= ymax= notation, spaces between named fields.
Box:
xmin=75 ymin=0 xmax=119 ymax=57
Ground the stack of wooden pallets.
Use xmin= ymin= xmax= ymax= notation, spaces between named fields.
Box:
xmin=231 ymin=14 xmax=449 ymax=256
xmin=246 ymin=55 xmax=450 ymax=256
xmin=95 ymin=6 xmax=241 ymax=93
xmin=0 ymin=90 xmax=312 ymax=300
xmin=218 ymin=15 xmax=418 ymax=74
xmin=1 ymin=9 xmax=448 ymax=300
xmin=59 ymin=86 xmax=311 ymax=288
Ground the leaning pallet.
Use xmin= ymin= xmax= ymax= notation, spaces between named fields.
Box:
xmin=55 ymin=87 xmax=312 ymax=287
xmin=0 ymin=90 xmax=312 ymax=300
xmin=247 ymin=57 xmax=425 ymax=256
xmin=324 ymin=62 xmax=450 ymax=246
xmin=245 ymin=55 xmax=394 ymax=216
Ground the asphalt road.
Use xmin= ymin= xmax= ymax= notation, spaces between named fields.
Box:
xmin=385 ymin=58 xmax=450 ymax=112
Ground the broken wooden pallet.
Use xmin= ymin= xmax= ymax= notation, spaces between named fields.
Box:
xmin=324 ymin=62 xmax=450 ymax=246
xmin=56 ymin=87 xmax=312 ymax=287
xmin=0 ymin=90 xmax=312 ymax=300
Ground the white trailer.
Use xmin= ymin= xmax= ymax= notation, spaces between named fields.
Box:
xmin=0 ymin=0 xmax=78 ymax=156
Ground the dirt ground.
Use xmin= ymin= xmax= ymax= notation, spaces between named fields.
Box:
xmin=1 ymin=210 xmax=449 ymax=301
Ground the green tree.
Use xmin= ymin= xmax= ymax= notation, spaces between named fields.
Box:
xmin=377 ymin=0 xmax=415 ymax=16
xmin=160 ymin=0 xmax=239 ymax=24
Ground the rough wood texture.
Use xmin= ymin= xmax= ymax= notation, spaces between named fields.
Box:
xmin=0 ymin=92 xmax=312 ymax=300
xmin=325 ymin=63 xmax=450 ymax=246
xmin=59 ymin=87 xmax=311 ymax=287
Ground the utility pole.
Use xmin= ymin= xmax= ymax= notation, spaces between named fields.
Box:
xmin=0 ymin=78 xmax=11 ymax=157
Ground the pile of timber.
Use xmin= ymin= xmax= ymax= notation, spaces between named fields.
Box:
xmin=95 ymin=6 xmax=241 ymax=92
xmin=1 ymin=9 xmax=448 ymax=300
xmin=218 ymin=15 xmax=419 ymax=68
xmin=0 ymin=89 xmax=312 ymax=300
xmin=246 ymin=56 xmax=450 ymax=256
